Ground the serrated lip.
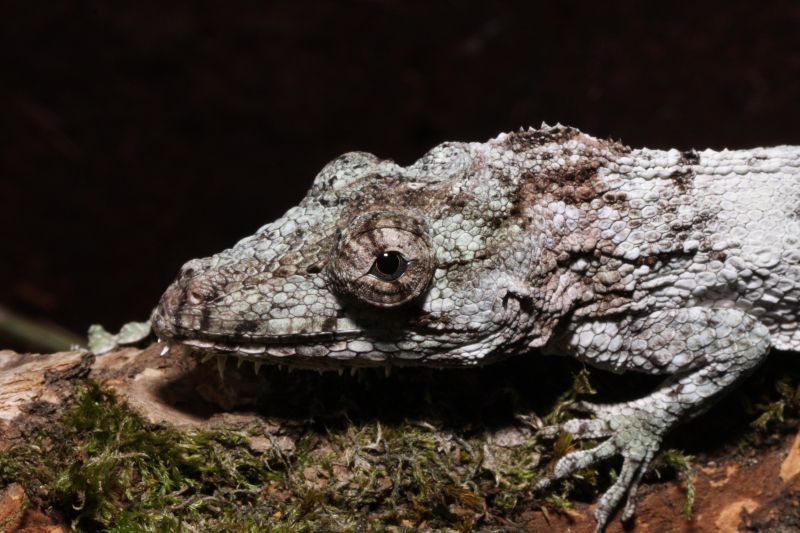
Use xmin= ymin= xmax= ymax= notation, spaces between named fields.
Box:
xmin=179 ymin=329 xmax=361 ymax=354
xmin=152 ymin=309 xmax=364 ymax=348
xmin=177 ymin=333 xmax=397 ymax=370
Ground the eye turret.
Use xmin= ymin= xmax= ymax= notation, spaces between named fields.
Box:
xmin=328 ymin=211 xmax=434 ymax=307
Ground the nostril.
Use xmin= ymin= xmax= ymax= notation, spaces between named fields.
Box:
xmin=181 ymin=267 xmax=195 ymax=279
xmin=184 ymin=278 xmax=217 ymax=305
xmin=186 ymin=287 xmax=204 ymax=305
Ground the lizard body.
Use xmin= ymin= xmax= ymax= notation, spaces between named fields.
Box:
xmin=152 ymin=125 xmax=800 ymax=531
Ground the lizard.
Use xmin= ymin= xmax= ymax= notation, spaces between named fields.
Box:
xmin=150 ymin=124 xmax=800 ymax=532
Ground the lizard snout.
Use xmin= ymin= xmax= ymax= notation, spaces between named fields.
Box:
xmin=151 ymin=260 xmax=221 ymax=338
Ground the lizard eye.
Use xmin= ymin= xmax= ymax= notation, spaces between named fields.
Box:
xmin=329 ymin=211 xmax=434 ymax=307
xmin=370 ymin=251 xmax=408 ymax=281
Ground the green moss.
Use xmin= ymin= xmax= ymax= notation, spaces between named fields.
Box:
xmin=537 ymin=368 xmax=601 ymax=496
xmin=542 ymin=367 xmax=596 ymax=427
xmin=1 ymin=355 xmax=794 ymax=531
xmin=739 ymin=359 xmax=800 ymax=450
xmin=751 ymin=377 xmax=800 ymax=431
xmin=0 ymin=381 xmax=551 ymax=531
xmin=0 ymin=383 xmax=278 ymax=531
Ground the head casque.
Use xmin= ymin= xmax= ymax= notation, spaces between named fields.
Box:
xmin=151 ymin=136 xmax=560 ymax=369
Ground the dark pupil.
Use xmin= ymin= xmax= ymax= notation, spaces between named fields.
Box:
xmin=370 ymin=250 xmax=408 ymax=281
xmin=376 ymin=251 xmax=401 ymax=275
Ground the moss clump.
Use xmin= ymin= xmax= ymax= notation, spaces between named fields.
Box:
xmin=751 ymin=377 xmax=800 ymax=431
xmin=735 ymin=351 xmax=800 ymax=449
xmin=0 ymin=382 xmax=280 ymax=531
xmin=1 ymin=350 xmax=796 ymax=531
xmin=542 ymin=367 xmax=597 ymax=427
xmin=0 ymin=380 xmax=557 ymax=531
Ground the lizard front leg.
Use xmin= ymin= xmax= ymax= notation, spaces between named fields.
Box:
xmin=538 ymin=307 xmax=771 ymax=532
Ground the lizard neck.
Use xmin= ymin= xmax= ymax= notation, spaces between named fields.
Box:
xmin=519 ymin=143 xmax=800 ymax=321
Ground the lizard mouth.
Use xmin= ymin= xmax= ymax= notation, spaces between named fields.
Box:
xmin=150 ymin=297 xmax=466 ymax=369
xmin=166 ymin=333 xmax=404 ymax=371
xmin=152 ymin=301 xmax=364 ymax=349
xmin=177 ymin=329 xmax=362 ymax=355
xmin=152 ymin=313 xmax=397 ymax=368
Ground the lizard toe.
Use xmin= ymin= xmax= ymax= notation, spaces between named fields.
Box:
xmin=539 ymin=402 xmax=665 ymax=531
xmin=620 ymin=448 xmax=653 ymax=522
xmin=534 ymin=438 xmax=617 ymax=491
xmin=561 ymin=417 xmax=613 ymax=439
xmin=538 ymin=414 xmax=612 ymax=440
xmin=593 ymin=446 xmax=655 ymax=532
xmin=555 ymin=439 xmax=618 ymax=480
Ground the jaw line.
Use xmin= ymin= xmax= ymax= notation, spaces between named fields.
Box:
xmin=178 ymin=328 xmax=363 ymax=350
xmin=160 ymin=314 xmax=495 ymax=368
xmin=171 ymin=328 xmax=511 ymax=370
xmin=177 ymin=332 xmax=400 ymax=370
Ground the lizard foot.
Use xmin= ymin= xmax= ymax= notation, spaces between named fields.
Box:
xmin=536 ymin=400 xmax=664 ymax=532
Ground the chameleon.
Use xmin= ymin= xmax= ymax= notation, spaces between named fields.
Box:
xmin=151 ymin=124 xmax=800 ymax=531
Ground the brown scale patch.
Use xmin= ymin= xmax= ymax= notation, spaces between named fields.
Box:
xmin=709 ymin=250 xmax=728 ymax=262
xmin=272 ymin=265 xmax=296 ymax=277
xmin=502 ymin=125 xmax=583 ymax=151
xmin=602 ymin=190 xmax=628 ymax=204
xmin=233 ymin=320 xmax=258 ymax=336
xmin=342 ymin=175 xmax=449 ymax=222
xmin=320 ymin=316 xmax=337 ymax=331
xmin=668 ymin=150 xmax=700 ymax=193
xmin=508 ymin=129 xmax=630 ymax=217
xmin=680 ymin=149 xmax=701 ymax=165
xmin=516 ymin=156 xmax=608 ymax=213
xmin=305 ymin=261 xmax=325 ymax=274
xmin=636 ymin=255 xmax=660 ymax=268
xmin=413 ymin=311 xmax=452 ymax=327
xmin=503 ymin=126 xmax=628 ymax=159
xmin=669 ymin=168 xmax=695 ymax=192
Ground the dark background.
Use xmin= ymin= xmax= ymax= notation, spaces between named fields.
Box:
xmin=3 ymin=1 xmax=800 ymax=348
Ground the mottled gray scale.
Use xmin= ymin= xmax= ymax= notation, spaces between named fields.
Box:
xmin=151 ymin=125 xmax=800 ymax=532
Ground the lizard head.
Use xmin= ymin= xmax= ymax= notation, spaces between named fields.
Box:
xmin=152 ymin=135 xmax=557 ymax=369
